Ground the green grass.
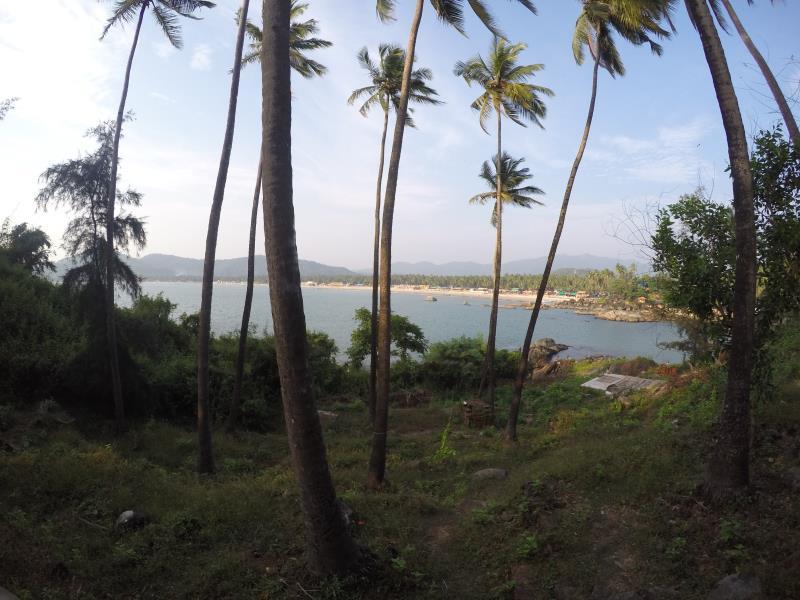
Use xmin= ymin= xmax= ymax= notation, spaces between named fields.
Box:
xmin=1 ymin=359 xmax=799 ymax=599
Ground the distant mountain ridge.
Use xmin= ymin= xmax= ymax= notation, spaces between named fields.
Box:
xmin=53 ymin=252 xmax=648 ymax=281
xmin=54 ymin=253 xmax=355 ymax=280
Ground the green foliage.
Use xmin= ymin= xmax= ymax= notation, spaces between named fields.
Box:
xmin=0 ymin=220 xmax=54 ymax=275
xmin=0 ymin=258 xmax=79 ymax=403
xmin=516 ymin=533 xmax=540 ymax=558
xmin=420 ymin=336 xmax=484 ymax=390
xmin=653 ymin=129 xmax=800 ymax=366
xmin=652 ymin=188 xmax=735 ymax=356
xmin=346 ymin=307 xmax=428 ymax=367
xmin=431 ymin=418 xmax=456 ymax=464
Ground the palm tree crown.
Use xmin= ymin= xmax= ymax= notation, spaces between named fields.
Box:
xmin=102 ymin=0 xmax=216 ymax=47
xmin=454 ymin=37 xmax=553 ymax=133
xmin=470 ymin=152 xmax=544 ymax=224
xmin=348 ymin=44 xmax=441 ymax=127
xmin=573 ymin=0 xmax=675 ymax=76
xmin=241 ymin=0 xmax=332 ymax=77
xmin=376 ymin=0 xmax=537 ymax=37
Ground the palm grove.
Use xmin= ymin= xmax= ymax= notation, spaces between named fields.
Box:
xmin=1 ymin=0 xmax=799 ymax=581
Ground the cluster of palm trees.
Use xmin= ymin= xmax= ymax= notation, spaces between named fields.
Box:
xmin=94 ymin=0 xmax=798 ymax=573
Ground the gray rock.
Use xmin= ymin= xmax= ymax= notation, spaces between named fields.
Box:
xmin=708 ymin=575 xmax=762 ymax=600
xmin=529 ymin=338 xmax=569 ymax=367
xmin=472 ymin=468 xmax=508 ymax=481
xmin=0 ymin=586 xmax=20 ymax=600
xmin=115 ymin=510 xmax=148 ymax=531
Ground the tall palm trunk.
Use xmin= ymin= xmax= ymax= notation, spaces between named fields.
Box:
xmin=261 ymin=0 xmax=360 ymax=573
xmin=478 ymin=111 xmax=503 ymax=410
xmin=106 ymin=4 xmax=146 ymax=432
xmin=368 ymin=104 xmax=390 ymax=424
xmin=504 ymin=51 xmax=601 ymax=442
xmin=367 ymin=0 xmax=425 ymax=489
xmin=228 ymin=159 xmax=263 ymax=432
xmin=197 ymin=0 xmax=250 ymax=474
xmin=719 ymin=0 xmax=799 ymax=144
xmin=686 ymin=0 xmax=757 ymax=497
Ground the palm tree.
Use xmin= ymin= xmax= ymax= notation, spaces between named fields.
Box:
xmin=261 ymin=0 xmax=360 ymax=574
xmin=197 ymin=0 xmax=250 ymax=475
xmin=368 ymin=0 xmax=538 ymax=490
xmin=504 ymin=0 xmax=675 ymax=441
xmin=228 ymin=0 xmax=332 ymax=432
xmin=455 ymin=37 xmax=551 ymax=411
xmin=101 ymin=0 xmax=214 ymax=431
xmin=685 ymin=0 xmax=757 ymax=498
xmin=718 ymin=0 xmax=798 ymax=143
xmin=348 ymin=43 xmax=441 ymax=423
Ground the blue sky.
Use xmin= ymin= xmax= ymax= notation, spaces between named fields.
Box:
xmin=1 ymin=0 xmax=798 ymax=269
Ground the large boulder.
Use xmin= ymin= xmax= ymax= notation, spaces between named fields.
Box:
xmin=529 ymin=338 xmax=568 ymax=369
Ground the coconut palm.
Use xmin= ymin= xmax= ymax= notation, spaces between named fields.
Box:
xmin=227 ymin=0 xmax=332 ymax=433
xmin=455 ymin=37 xmax=552 ymax=411
xmin=368 ymin=0 xmax=538 ymax=490
xmin=504 ymin=0 xmax=675 ymax=442
xmin=261 ymin=0 xmax=360 ymax=574
xmin=197 ymin=0 xmax=250 ymax=475
xmin=717 ymin=0 xmax=798 ymax=143
xmin=685 ymin=0 xmax=757 ymax=497
xmin=100 ymin=0 xmax=214 ymax=431
xmin=348 ymin=43 xmax=441 ymax=424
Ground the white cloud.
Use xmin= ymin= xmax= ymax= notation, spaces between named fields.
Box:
xmin=587 ymin=118 xmax=716 ymax=185
xmin=149 ymin=91 xmax=175 ymax=104
xmin=190 ymin=43 xmax=212 ymax=71
xmin=153 ymin=40 xmax=175 ymax=59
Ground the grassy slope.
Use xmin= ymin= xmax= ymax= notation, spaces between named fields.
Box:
xmin=1 ymin=358 xmax=799 ymax=599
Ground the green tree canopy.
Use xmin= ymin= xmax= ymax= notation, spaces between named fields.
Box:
xmin=347 ymin=307 xmax=428 ymax=367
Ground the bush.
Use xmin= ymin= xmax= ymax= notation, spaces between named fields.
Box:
xmin=0 ymin=258 xmax=79 ymax=404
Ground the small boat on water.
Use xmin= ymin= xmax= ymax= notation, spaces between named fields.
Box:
xmin=463 ymin=300 xmax=470 ymax=306
xmin=425 ymin=296 xmax=438 ymax=302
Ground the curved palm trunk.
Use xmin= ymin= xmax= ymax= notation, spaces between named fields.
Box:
xmin=504 ymin=52 xmax=601 ymax=442
xmin=197 ymin=0 xmax=250 ymax=474
xmin=261 ymin=0 xmax=360 ymax=573
xmin=228 ymin=159 xmax=263 ymax=432
xmin=687 ymin=0 xmax=757 ymax=497
xmin=106 ymin=4 xmax=146 ymax=432
xmin=367 ymin=0 xmax=425 ymax=489
xmin=719 ymin=0 xmax=799 ymax=144
xmin=479 ymin=112 xmax=503 ymax=411
xmin=368 ymin=106 xmax=390 ymax=424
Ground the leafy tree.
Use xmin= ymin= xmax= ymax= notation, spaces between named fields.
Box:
xmin=505 ymin=0 xmax=674 ymax=442
xmin=228 ymin=0 xmax=332 ymax=432
xmin=369 ymin=0 xmax=538 ymax=489
xmin=347 ymin=307 xmax=428 ymax=367
xmin=653 ymin=189 xmax=736 ymax=356
xmin=261 ymin=0 xmax=360 ymax=574
xmin=348 ymin=43 xmax=440 ymax=423
xmin=197 ymin=0 xmax=250 ymax=475
xmin=35 ymin=121 xmax=146 ymax=423
xmin=685 ymin=0 xmax=758 ymax=499
xmin=717 ymin=0 xmax=799 ymax=144
xmin=653 ymin=130 xmax=800 ymax=368
xmin=101 ymin=0 xmax=214 ymax=432
xmin=0 ymin=220 xmax=54 ymax=276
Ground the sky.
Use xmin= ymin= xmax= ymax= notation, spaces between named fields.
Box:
xmin=1 ymin=0 xmax=798 ymax=270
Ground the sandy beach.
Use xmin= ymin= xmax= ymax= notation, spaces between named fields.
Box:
xmin=301 ymin=282 xmax=592 ymax=307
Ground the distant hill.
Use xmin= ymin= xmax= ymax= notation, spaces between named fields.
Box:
xmin=360 ymin=254 xmax=648 ymax=276
xmin=53 ymin=252 xmax=647 ymax=281
xmin=54 ymin=253 xmax=355 ymax=281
